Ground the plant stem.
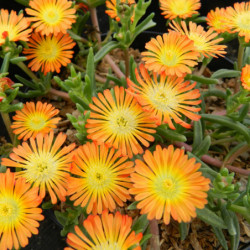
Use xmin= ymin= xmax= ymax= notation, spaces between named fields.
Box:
xmin=211 ymin=137 xmax=236 ymax=145
xmin=235 ymin=43 xmax=245 ymax=93
xmin=124 ymin=48 xmax=130 ymax=79
xmin=149 ymin=219 xmax=160 ymax=250
xmin=48 ymin=88 xmax=71 ymax=101
xmin=229 ymin=204 xmax=250 ymax=222
xmin=1 ymin=112 xmax=14 ymax=143
xmin=16 ymin=62 xmax=39 ymax=82
xmin=173 ymin=141 xmax=250 ymax=176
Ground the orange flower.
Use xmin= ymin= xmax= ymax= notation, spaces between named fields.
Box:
xmin=26 ymin=0 xmax=76 ymax=36
xmin=0 ymin=77 xmax=14 ymax=91
xmin=0 ymin=169 xmax=44 ymax=250
xmin=23 ymin=32 xmax=75 ymax=75
xmin=169 ymin=21 xmax=227 ymax=58
xmin=159 ymin=0 xmax=201 ymax=20
xmin=105 ymin=0 xmax=136 ymax=22
xmin=0 ymin=9 xmax=32 ymax=45
xmin=11 ymin=101 xmax=61 ymax=141
xmin=241 ymin=64 xmax=250 ymax=91
xmin=65 ymin=210 xmax=142 ymax=250
xmin=1 ymin=132 xmax=75 ymax=204
xmin=130 ymin=145 xmax=210 ymax=224
xmin=224 ymin=2 xmax=250 ymax=42
xmin=127 ymin=64 xmax=201 ymax=129
xmin=86 ymin=86 xmax=156 ymax=158
xmin=67 ymin=142 xmax=134 ymax=214
xmin=206 ymin=7 xmax=232 ymax=34
xmin=141 ymin=32 xmax=200 ymax=77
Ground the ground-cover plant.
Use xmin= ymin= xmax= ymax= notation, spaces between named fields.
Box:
xmin=0 ymin=0 xmax=249 ymax=249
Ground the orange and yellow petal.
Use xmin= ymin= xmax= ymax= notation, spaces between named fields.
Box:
xmin=105 ymin=0 xmax=136 ymax=22
xmin=11 ymin=101 xmax=61 ymax=141
xmin=141 ymin=32 xmax=200 ymax=77
xmin=1 ymin=131 xmax=75 ymax=204
xmin=169 ymin=21 xmax=227 ymax=58
xmin=0 ymin=169 xmax=44 ymax=250
xmin=159 ymin=0 xmax=201 ymax=20
xmin=130 ymin=145 xmax=210 ymax=224
xmin=0 ymin=9 xmax=32 ymax=45
xmin=23 ymin=32 xmax=75 ymax=75
xmin=241 ymin=64 xmax=250 ymax=91
xmin=206 ymin=7 xmax=232 ymax=34
xmin=26 ymin=0 xmax=76 ymax=36
xmin=67 ymin=142 xmax=134 ymax=214
xmin=127 ymin=64 xmax=201 ymax=129
xmin=66 ymin=210 xmax=142 ymax=250
xmin=86 ymin=86 xmax=156 ymax=158
xmin=224 ymin=2 xmax=250 ymax=42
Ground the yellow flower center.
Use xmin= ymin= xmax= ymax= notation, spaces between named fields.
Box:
xmin=86 ymin=164 xmax=114 ymax=192
xmin=108 ymin=109 xmax=137 ymax=135
xmin=0 ymin=197 xmax=21 ymax=225
xmin=93 ymin=242 xmax=121 ymax=250
xmin=42 ymin=7 xmax=62 ymax=25
xmin=25 ymin=152 xmax=58 ymax=183
xmin=0 ymin=26 xmax=17 ymax=44
xmin=188 ymin=32 xmax=206 ymax=52
xmin=170 ymin=0 xmax=189 ymax=15
xmin=147 ymin=84 xmax=178 ymax=112
xmin=236 ymin=11 xmax=250 ymax=30
xmin=28 ymin=114 xmax=47 ymax=131
xmin=37 ymin=37 xmax=60 ymax=61
xmin=160 ymin=49 xmax=179 ymax=66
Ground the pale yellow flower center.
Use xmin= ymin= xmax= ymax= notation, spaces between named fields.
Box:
xmin=0 ymin=197 xmax=20 ymax=225
xmin=37 ymin=37 xmax=60 ymax=61
xmin=24 ymin=152 xmax=58 ymax=183
xmin=93 ymin=242 xmax=121 ymax=250
xmin=188 ymin=32 xmax=206 ymax=52
xmin=160 ymin=49 xmax=179 ymax=66
xmin=86 ymin=164 xmax=113 ymax=192
xmin=147 ymin=84 xmax=178 ymax=112
xmin=108 ymin=109 xmax=137 ymax=135
xmin=42 ymin=7 xmax=62 ymax=25
xmin=28 ymin=114 xmax=47 ymax=131
xmin=236 ymin=11 xmax=250 ymax=30
xmin=170 ymin=0 xmax=189 ymax=15
xmin=0 ymin=26 xmax=17 ymax=44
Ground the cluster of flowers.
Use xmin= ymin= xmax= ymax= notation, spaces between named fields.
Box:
xmin=0 ymin=0 xmax=249 ymax=249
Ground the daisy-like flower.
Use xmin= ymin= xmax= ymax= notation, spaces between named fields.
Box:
xmin=224 ymin=1 xmax=250 ymax=42
xmin=130 ymin=145 xmax=210 ymax=224
xmin=23 ymin=32 xmax=75 ymax=75
xmin=105 ymin=0 xmax=136 ymax=22
xmin=141 ymin=32 xmax=200 ymax=77
xmin=159 ymin=0 xmax=201 ymax=20
xmin=26 ymin=0 xmax=76 ymax=36
xmin=85 ymin=86 xmax=156 ymax=158
xmin=1 ymin=131 xmax=75 ymax=204
xmin=0 ymin=9 xmax=32 ymax=46
xmin=67 ymin=142 xmax=134 ymax=214
xmin=0 ymin=169 xmax=44 ymax=250
xmin=127 ymin=64 xmax=201 ymax=129
xmin=169 ymin=21 xmax=227 ymax=58
xmin=241 ymin=64 xmax=250 ymax=91
xmin=65 ymin=210 xmax=142 ymax=250
xmin=206 ymin=7 xmax=232 ymax=34
xmin=11 ymin=101 xmax=61 ymax=141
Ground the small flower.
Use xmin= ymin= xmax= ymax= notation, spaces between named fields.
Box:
xmin=11 ymin=101 xmax=61 ymax=141
xmin=130 ymin=145 xmax=210 ymax=224
xmin=0 ymin=77 xmax=14 ymax=91
xmin=67 ymin=142 xmax=134 ymax=214
xmin=141 ymin=32 xmax=200 ymax=77
xmin=224 ymin=2 xmax=250 ymax=42
xmin=23 ymin=32 xmax=75 ymax=75
xmin=127 ymin=64 xmax=201 ymax=129
xmin=86 ymin=86 xmax=156 ymax=158
xmin=0 ymin=169 xmax=44 ymax=250
xmin=65 ymin=210 xmax=142 ymax=250
xmin=0 ymin=9 xmax=32 ymax=45
xmin=206 ymin=7 xmax=232 ymax=33
xmin=105 ymin=0 xmax=136 ymax=22
xmin=159 ymin=0 xmax=201 ymax=20
xmin=1 ymin=132 xmax=75 ymax=204
xmin=241 ymin=64 xmax=250 ymax=91
xmin=169 ymin=21 xmax=227 ymax=58
xmin=26 ymin=0 xmax=76 ymax=36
